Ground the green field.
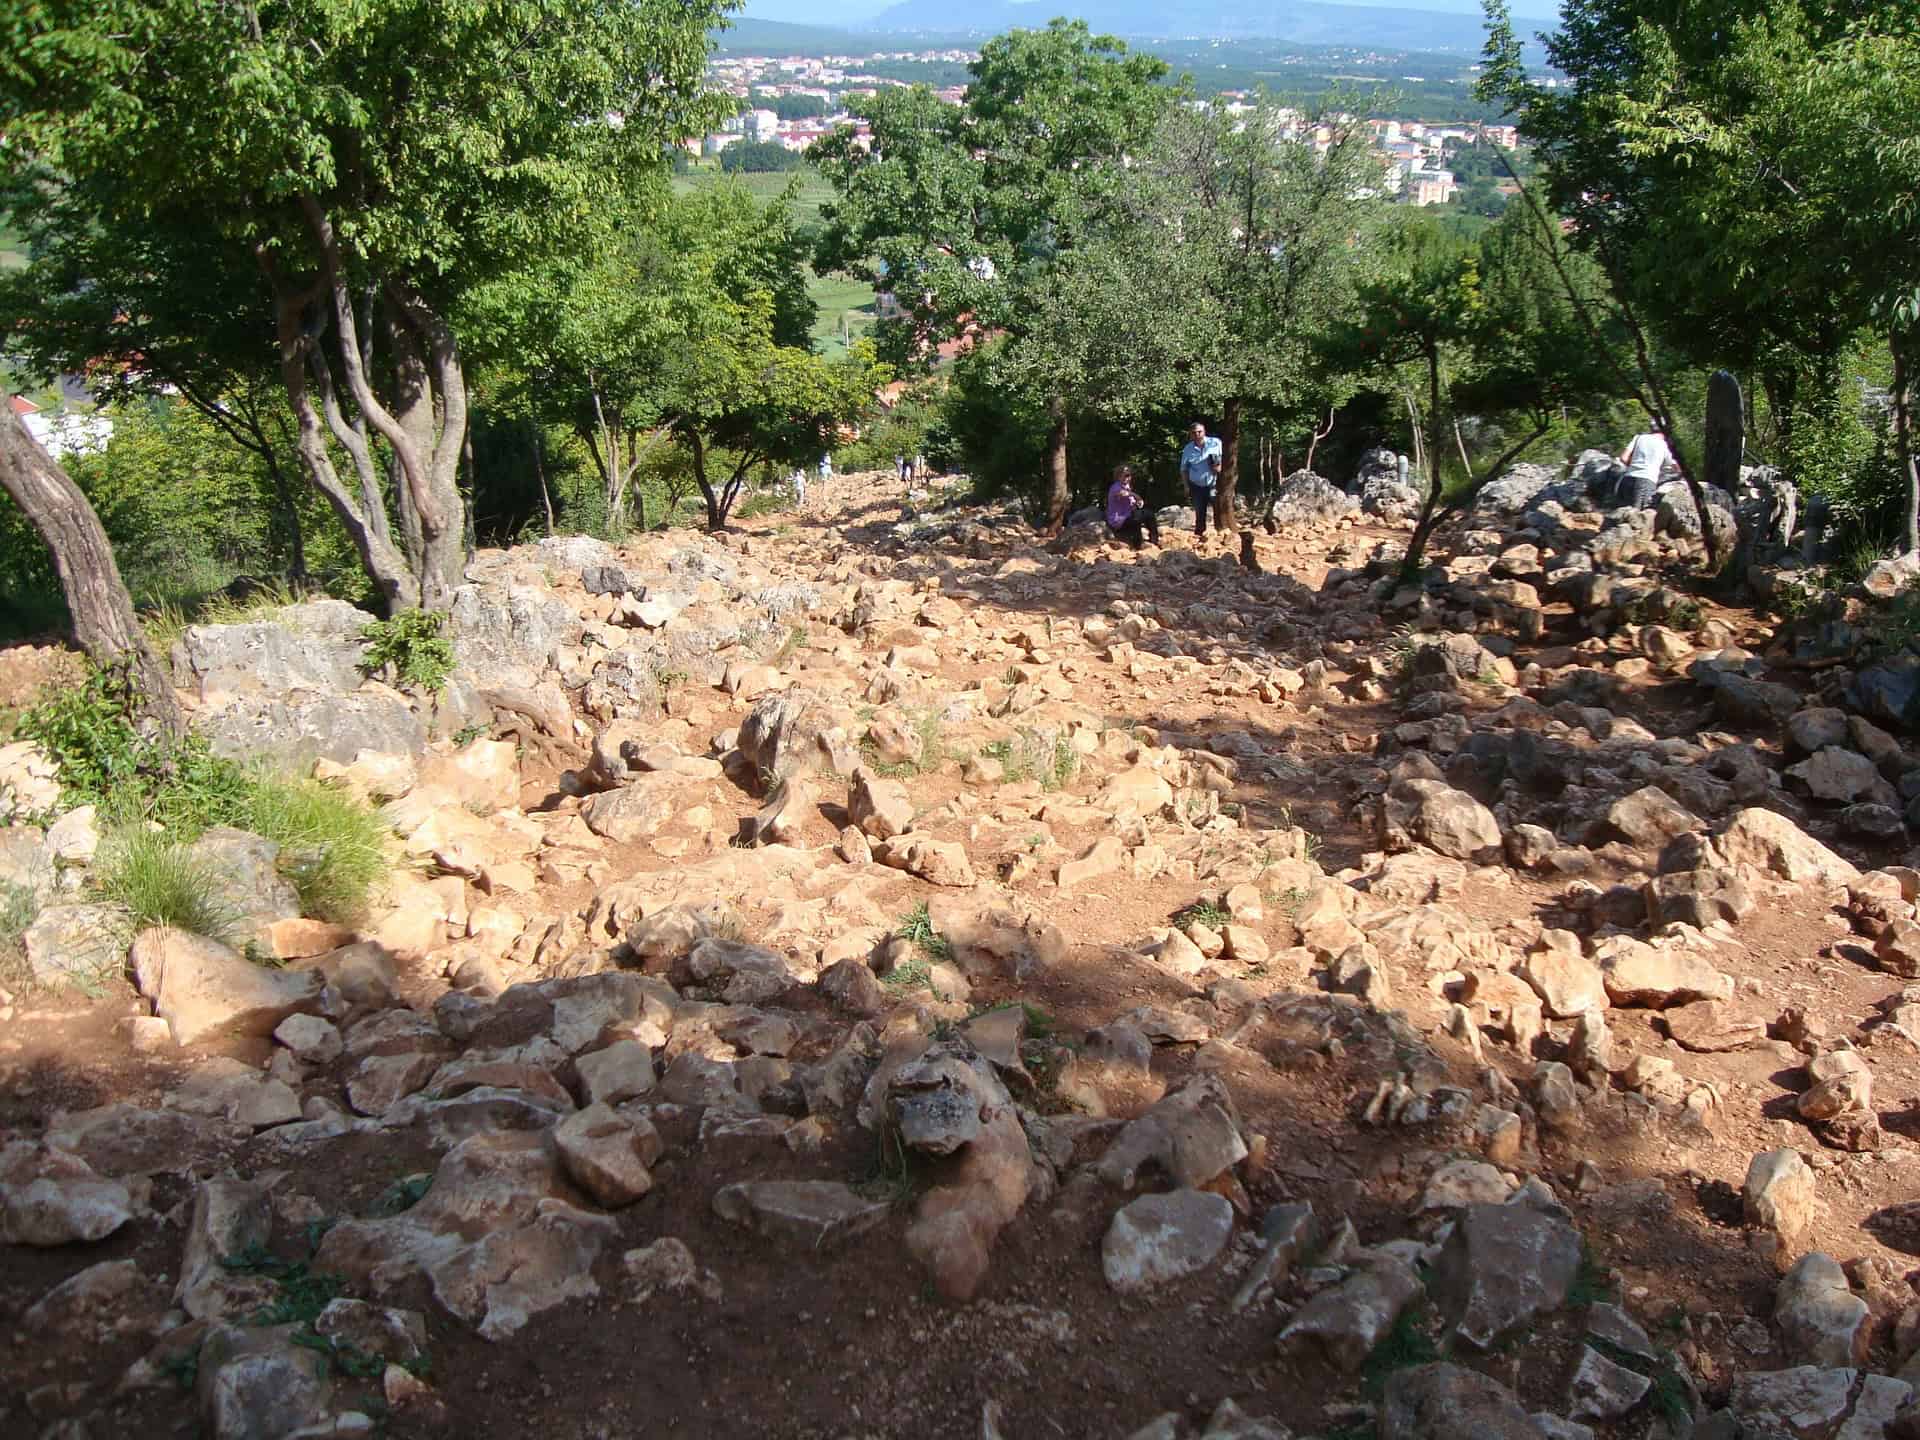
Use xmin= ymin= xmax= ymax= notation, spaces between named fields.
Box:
xmin=0 ymin=216 xmax=25 ymax=270
xmin=675 ymin=165 xmax=878 ymax=359
xmin=808 ymin=273 xmax=878 ymax=359
xmin=671 ymin=164 xmax=838 ymax=227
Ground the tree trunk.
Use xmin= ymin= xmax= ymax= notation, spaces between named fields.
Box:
xmin=1216 ymin=395 xmax=1242 ymax=533
xmin=1895 ymin=339 xmax=1918 ymax=558
xmin=1705 ymin=369 xmax=1747 ymax=580
xmin=0 ymin=403 xmax=184 ymax=736
xmin=1044 ymin=394 xmax=1070 ymax=534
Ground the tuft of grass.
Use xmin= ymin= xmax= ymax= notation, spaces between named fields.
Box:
xmin=863 ymin=706 xmax=952 ymax=779
xmin=894 ymin=902 xmax=954 ymax=964
xmin=1360 ymin=1302 xmax=1440 ymax=1400
xmin=373 ymin=1173 xmax=433 ymax=1216
xmin=220 ymin=1244 xmax=342 ymax=1327
xmin=1568 ymin=1243 xmax=1612 ymax=1307
xmin=1174 ymin=899 xmax=1231 ymax=931
xmin=243 ymin=776 xmax=388 ymax=925
xmin=93 ymin=828 xmax=238 ymax=943
xmin=978 ymin=728 xmax=1077 ymax=791
xmin=0 ymin=879 xmax=41 ymax=992
xmin=1586 ymin=1334 xmax=1694 ymax=1424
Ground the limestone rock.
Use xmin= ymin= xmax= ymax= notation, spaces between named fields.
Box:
xmin=1726 ymin=1366 xmax=1856 ymax=1439
xmin=1380 ymin=1364 xmax=1548 ymax=1440
xmin=581 ymin=777 xmax=678 ymax=843
xmin=553 ymin=1103 xmax=660 ymax=1208
xmin=1775 ymin=1252 xmax=1869 ymax=1368
xmin=1664 ymin=1000 xmax=1765 ymax=1052
xmin=0 ymin=1144 xmax=137 ymax=1246
xmin=1101 ymin=1189 xmax=1235 ymax=1294
xmin=1598 ymin=939 xmax=1734 ymax=1009
xmin=1608 ymin=786 xmax=1702 ymax=848
xmin=1278 ymin=1258 xmax=1424 ymax=1373
xmin=1646 ymin=869 xmax=1755 ymax=929
xmin=849 ymin=768 xmax=915 ymax=841
xmin=712 ymin=1180 xmax=889 ymax=1250
xmin=23 ymin=902 xmax=127 ymax=991
xmin=1566 ymin=1344 xmax=1651 ymax=1423
xmin=1788 ymin=747 xmax=1891 ymax=805
xmin=132 ymin=927 xmax=325 ymax=1047
xmin=1519 ymin=935 xmax=1605 ymax=1019
xmin=1714 ymin=808 xmax=1859 ymax=887
xmin=1427 ymin=1202 xmax=1582 ymax=1350
xmin=194 ymin=1322 xmax=334 ymax=1440
xmin=873 ymin=833 xmax=977 ymax=888
xmin=1382 ymin=778 xmax=1503 ymax=862
xmin=1744 ymin=1148 xmax=1816 ymax=1265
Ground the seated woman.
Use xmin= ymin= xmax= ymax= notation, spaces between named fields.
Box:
xmin=1105 ymin=464 xmax=1160 ymax=551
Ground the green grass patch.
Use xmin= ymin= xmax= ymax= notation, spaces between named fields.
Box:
xmin=0 ymin=879 xmax=41 ymax=992
xmin=977 ymin=728 xmax=1078 ymax=791
xmin=1360 ymin=1302 xmax=1441 ymax=1400
xmin=894 ymin=902 xmax=953 ymax=964
xmin=1174 ymin=899 xmax=1231 ymax=931
xmin=373 ymin=1173 xmax=433 ymax=1215
xmin=1568 ymin=1243 xmax=1613 ymax=1308
xmin=241 ymin=776 xmax=388 ymax=925
xmin=20 ymin=659 xmax=390 ymax=930
xmin=93 ymin=828 xmax=238 ymax=942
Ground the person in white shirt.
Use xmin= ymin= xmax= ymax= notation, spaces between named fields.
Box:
xmin=1618 ymin=428 xmax=1674 ymax=508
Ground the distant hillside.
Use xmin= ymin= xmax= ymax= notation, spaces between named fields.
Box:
xmin=713 ymin=16 xmax=872 ymax=55
xmin=861 ymin=0 xmax=1522 ymax=50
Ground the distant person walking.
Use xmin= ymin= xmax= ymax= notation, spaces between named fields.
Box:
xmin=791 ymin=467 xmax=807 ymax=509
xmin=1618 ymin=427 xmax=1674 ymax=509
xmin=1105 ymin=463 xmax=1160 ymax=551
xmin=903 ymin=453 xmax=917 ymax=486
xmin=895 ymin=453 xmax=906 ymax=482
xmin=1179 ymin=421 xmax=1223 ymax=537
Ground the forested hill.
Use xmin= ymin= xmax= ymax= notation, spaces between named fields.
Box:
xmin=860 ymin=0 xmax=1537 ymax=49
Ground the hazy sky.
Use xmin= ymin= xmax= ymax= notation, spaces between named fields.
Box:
xmin=741 ymin=0 xmax=1559 ymax=22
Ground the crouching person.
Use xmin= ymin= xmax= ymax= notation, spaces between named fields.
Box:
xmin=1106 ymin=464 xmax=1160 ymax=551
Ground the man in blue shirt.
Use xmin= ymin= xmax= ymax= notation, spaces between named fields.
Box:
xmin=1179 ymin=421 xmax=1222 ymax=537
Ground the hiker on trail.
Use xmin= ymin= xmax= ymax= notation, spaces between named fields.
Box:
xmin=1618 ymin=427 xmax=1674 ymax=509
xmin=1105 ymin=463 xmax=1160 ymax=551
xmin=791 ymin=468 xmax=807 ymax=508
xmin=1179 ymin=421 xmax=1222 ymax=537
xmin=895 ymin=453 xmax=905 ymax=482
xmin=903 ymin=453 xmax=917 ymax=486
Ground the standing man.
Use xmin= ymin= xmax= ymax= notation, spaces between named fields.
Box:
xmin=1618 ymin=427 xmax=1674 ymax=509
xmin=1179 ymin=421 xmax=1223 ymax=538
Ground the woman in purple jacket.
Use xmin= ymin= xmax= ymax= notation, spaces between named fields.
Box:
xmin=1106 ymin=464 xmax=1160 ymax=551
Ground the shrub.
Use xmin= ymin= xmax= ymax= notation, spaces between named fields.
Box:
xmin=239 ymin=776 xmax=388 ymax=925
xmin=93 ymin=828 xmax=238 ymax=942
xmin=0 ymin=879 xmax=41 ymax=990
xmin=11 ymin=661 xmax=148 ymax=811
xmin=21 ymin=660 xmax=389 ymax=927
xmin=360 ymin=610 xmax=456 ymax=693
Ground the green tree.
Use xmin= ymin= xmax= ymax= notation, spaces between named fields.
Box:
xmin=814 ymin=20 xmax=1172 ymax=530
xmin=2 ymin=0 xmax=726 ymax=611
xmin=721 ymin=141 xmax=809 ymax=174
xmin=504 ymin=179 xmax=837 ymax=534
xmin=1334 ymin=206 xmax=1629 ymax=570
xmin=1480 ymin=0 xmax=1920 ymax=545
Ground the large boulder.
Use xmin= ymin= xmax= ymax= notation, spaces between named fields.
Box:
xmin=173 ymin=599 xmax=372 ymax=704
xmin=198 ymin=689 xmax=427 ymax=768
xmin=1381 ymin=778 xmax=1503 ymax=862
xmin=1380 ymin=1364 xmax=1548 ymax=1440
xmin=446 ymin=582 xmax=580 ymax=690
xmin=1267 ymin=470 xmax=1359 ymax=527
xmin=130 ymin=927 xmax=326 ymax=1047
xmin=1713 ymin=808 xmax=1859 ymax=887
xmin=1427 ymin=1202 xmax=1582 ymax=1350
